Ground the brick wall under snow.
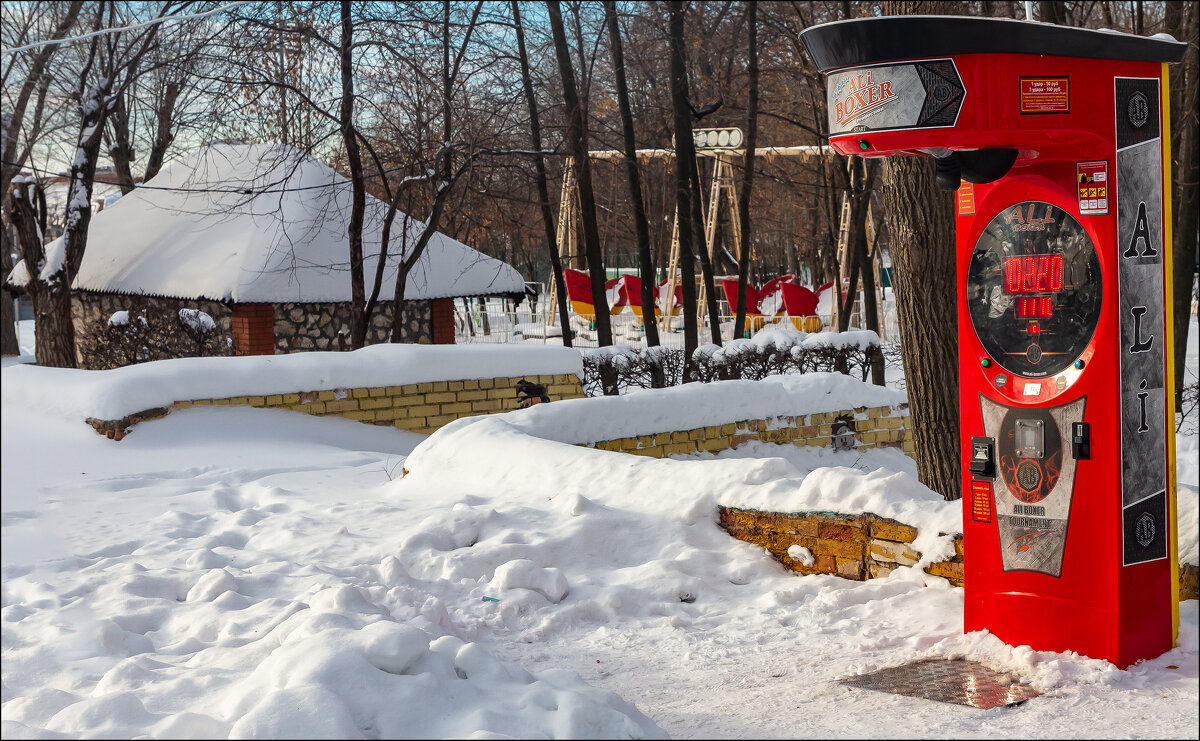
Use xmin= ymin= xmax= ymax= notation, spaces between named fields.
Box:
xmin=586 ymin=404 xmax=913 ymax=460
xmin=717 ymin=507 xmax=963 ymax=584
xmin=88 ymin=373 xmax=586 ymax=439
xmin=717 ymin=506 xmax=1198 ymax=600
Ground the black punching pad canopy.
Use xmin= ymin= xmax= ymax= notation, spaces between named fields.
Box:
xmin=800 ymin=15 xmax=1186 ymax=73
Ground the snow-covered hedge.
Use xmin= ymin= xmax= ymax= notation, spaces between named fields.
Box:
xmin=580 ymin=328 xmax=882 ymax=396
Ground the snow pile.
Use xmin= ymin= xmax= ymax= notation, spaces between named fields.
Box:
xmin=0 ymin=403 xmax=666 ymax=739
xmin=466 ymin=371 xmax=905 ymax=446
xmin=0 ymin=343 xmax=582 ymax=422
xmin=107 ymin=310 xmax=141 ymax=328
xmin=787 ymin=544 xmax=816 ymax=567
xmin=3 ymin=318 xmax=1197 ymax=738
xmin=697 ymin=328 xmax=881 ymax=363
xmin=401 ymin=375 xmax=956 ymax=558
xmin=1178 ymin=432 xmax=1199 ymax=566
xmin=177 ymin=308 xmax=215 ymax=333
xmin=3 ymin=559 xmax=663 ymax=739
xmin=581 ymin=343 xmax=643 ymax=367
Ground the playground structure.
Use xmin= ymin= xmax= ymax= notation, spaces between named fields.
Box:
xmin=547 ymin=128 xmax=890 ymax=339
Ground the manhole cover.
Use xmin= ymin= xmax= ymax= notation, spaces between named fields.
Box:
xmin=840 ymin=658 xmax=1040 ymax=709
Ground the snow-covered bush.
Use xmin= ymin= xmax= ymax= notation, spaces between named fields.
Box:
xmin=580 ymin=329 xmax=882 ymax=396
xmin=77 ymin=300 xmax=230 ymax=369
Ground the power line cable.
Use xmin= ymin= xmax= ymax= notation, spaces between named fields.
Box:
xmin=4 ymin=158 xmax=417 ymax=195
xmin=1 ymin=0 xmax=253 ymax=56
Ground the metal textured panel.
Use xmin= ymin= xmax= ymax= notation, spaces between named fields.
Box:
xmin=840 ymin=659 xmax=1040 ymax=709
xmin=1115 ymin=77 xmax=1169 ymax=567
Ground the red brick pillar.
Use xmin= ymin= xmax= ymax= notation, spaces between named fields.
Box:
xmin=432 ymin=297 xmax=456 ymax=345
xmin=231 ymin=303 xmax=276 ymax=355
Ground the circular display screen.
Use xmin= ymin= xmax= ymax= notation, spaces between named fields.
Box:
xmin=966 ymin=201 xmax=1102 ymax=378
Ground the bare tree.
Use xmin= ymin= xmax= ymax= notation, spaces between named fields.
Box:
xmin=0 ymin=0 xmax=85 ymax=356
xmin=8 ymin=1 xmax=195 ymax=367
xmin=604 ymin=0 xmax=659 ymax=346
xmin=337 ymin=0 xmax=368 ymax=349
xmin=732 ymin=0 xmax=757 ymax=341
xmin=367 ymin=1 xmax=493 ymax=344
xmin=102 ymin=7 xmax=220 ymax=192
xmin=669 ymin=0 xmax=700 ymax=374
xmin=547 ymin=0 xmax=612 ymax=347
xmin=511 ymin=0 xmax=572 ymax=346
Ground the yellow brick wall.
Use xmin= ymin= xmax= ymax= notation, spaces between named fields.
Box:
xmin=717 ymin=506 xmax=1196 ymax=600
xmin=587 ymin=404 xmax=914 ymax=460
xmin=100 ymin=377 xmax=905 ymax=455
xmin=151 ymin=373 xmax=585 ymax=436
xmin=717 ymin=507 xmax=961 ymax=585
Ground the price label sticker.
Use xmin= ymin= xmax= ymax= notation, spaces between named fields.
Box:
xmin=1020 ymin=77 xmax=1070 ymax=113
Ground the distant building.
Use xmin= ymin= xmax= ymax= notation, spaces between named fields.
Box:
xmin=39 ymin=167 xmax=134 ymax=241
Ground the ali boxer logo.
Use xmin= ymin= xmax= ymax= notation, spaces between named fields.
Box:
xmin=833 ymin=69 xmax=897 ymax=127
xmin=1127 ymin=91 xmax=1149 ymax=128
xmin=1135 ymin=513 xmax=1155 ymax=547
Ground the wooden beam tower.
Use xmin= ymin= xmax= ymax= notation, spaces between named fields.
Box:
xmin=548 ymin=133 xmax=833 ymax=336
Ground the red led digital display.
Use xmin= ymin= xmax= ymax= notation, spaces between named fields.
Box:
xmin=1016 ymin=296 xmax=1054 ymax=318
xmin=1003 ymin=255 xmax=1063 ymax=294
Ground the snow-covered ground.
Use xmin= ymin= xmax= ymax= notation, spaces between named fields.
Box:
xmin=2 ymin=318 xmax=1197 ymax=739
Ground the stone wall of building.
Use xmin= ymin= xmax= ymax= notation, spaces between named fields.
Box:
xmin=72 ymin=290 xmax=233 ymax=368
xmin=72 ymin=292 xmax=440 ymax=364
xmin=273 ymin=299 xmax=433 ymax=352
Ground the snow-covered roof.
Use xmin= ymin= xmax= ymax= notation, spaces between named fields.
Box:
xmin=34 ymin=143 xmax=525 ymax=303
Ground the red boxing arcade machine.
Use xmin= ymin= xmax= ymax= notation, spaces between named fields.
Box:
xmin=799 ymin=17 xmax=1186 ymax=668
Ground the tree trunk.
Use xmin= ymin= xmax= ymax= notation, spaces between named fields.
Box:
xmin=604 ymin=1 xmax=660 ymax=346
xmin=512 ymin=0 xmax=572 ymax=346
xmin=547 ymin=0 xmax=613 ymax=346
xmin=671 ymin=4 xmax=720 ymax=346
xmin=669 ymin=1 xmax=700 ymax=375
xmin=339 ymin=0 xmax=368 ymax=350
xmin=1037 ymin=1 xmax=1067 ymax=24
xmin=106 ymin=91 xmax=137 ymax=194
xmin=690 ymin=165 xmax=723 ymax=345
xmin=1168 ymin=0 xmax=1199 ymax=410
xmin=1 ymin=1 xmax=84 ymax=355
xmin=62 ymin=75 xmax=111 ymax=293
xmin=387 ymin=3 xmax=482 ymax=344
xmin=859 ymin=191 xmax=886 ymax=385
xmin=837 ymin=156 xmax=877 ymax=333
xmin=9 ymin=181 xmax=76 ymax=367
xmin=880 ymin=1 xmax=962 ymax=501
xmin=143 ymin=82 xmax=181 ymax=183
xmin=1 ymin=225 xmax=18 ymax=355
xmin=881 ymin=155 xmax=960 ymax=500
xmin=733 ymin=0 xmax=758 ymax=341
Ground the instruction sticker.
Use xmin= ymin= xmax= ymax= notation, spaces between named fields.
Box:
xmin=1020 ymin=77 xmax=1070 ymax=114
xmin=1077 ymin=160 xmax=1109 ymax=215
xmin=957 ymin=182 xmax=976 ymax=215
